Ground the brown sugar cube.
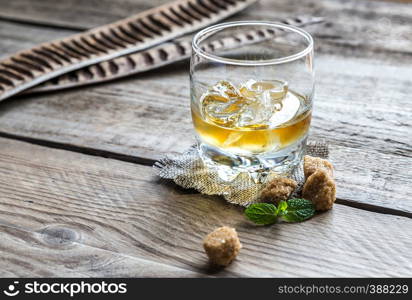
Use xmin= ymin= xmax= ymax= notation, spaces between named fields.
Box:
xmin=304 ymin=155 xmax=334 ymax=179
xmin=260 ymin=177 xmax=297 ymax=204
xmin=203 ymin=226 xmax=241 ymax=266
xmin=302 ymin=170 xmax=336 ymax=211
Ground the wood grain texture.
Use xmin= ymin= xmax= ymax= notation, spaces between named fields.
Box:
xmin=26 ymin=16 xmax=324 ymax=94
xmin=0 ymin=137 xmax=411 ymax=277
xmin=0 ymin=3 xmax=409 ymax=214
xmin=0 ymin=0 xmax=411 ymax=57
xmin=0 ymin=53 xmax=410 ymax=212
xmin=0 ymin=0 xmax=171 ymax=30
xmin=0 ymin=21 xmax=77 ymax=56
xmin=0 ymin=0 xmax=411 ymax=40
xmin=0 ymin=0 xmax=409 ymax=157
xmin=1 ymin=0 xmax=411 ymax=61
xmin=0 ymin=224 xmax=203 ymax=277
xmin=0 ymin=0 xmax=411 ymax=279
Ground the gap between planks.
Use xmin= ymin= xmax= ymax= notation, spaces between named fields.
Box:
xmin=0 ymin=131 xmax=410 ymax=219
xmin=0 ymin=15 xmax=86 ymax=31
xmin=0 ymin=136 xmax=411 ymax=277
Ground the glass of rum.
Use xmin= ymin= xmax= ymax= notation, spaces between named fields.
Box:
xmin=190 ymin=21 xmax=314 ymax=182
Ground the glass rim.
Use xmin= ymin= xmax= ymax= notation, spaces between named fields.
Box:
xmin=192 ymin=21 xmax=314 ymax=66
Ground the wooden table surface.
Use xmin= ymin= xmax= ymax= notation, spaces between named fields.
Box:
xmin=0 ymin=0 xmax=411 ymax=277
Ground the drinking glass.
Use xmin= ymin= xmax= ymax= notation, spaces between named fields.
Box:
xmin=190 ymin=21 xmax=314 ymax=182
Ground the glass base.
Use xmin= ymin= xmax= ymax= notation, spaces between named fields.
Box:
xmin=198 ymin=136 xmax=307 ymax=183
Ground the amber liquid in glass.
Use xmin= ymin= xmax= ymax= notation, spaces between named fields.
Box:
xmin=192 ymin=108 xmax=311 ymax=155
xmin=192 ymin=79 xmax=311 ymax=157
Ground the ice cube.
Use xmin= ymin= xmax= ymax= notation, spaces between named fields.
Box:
xmin=235 ymin=80 xmax=288 ymax=128
xmin=202 ymin=94 xmax=247 ymax=126
xmin=201 ymin=92 xmax=229 ymax=104
xmin=239 ymin=79 xmax=258 ymax=98
xmin=268 ymin=91 xmax=301 ymax=127
xmin=266 ymin=80 xmax=288 ymax=100
xmin=250 ymin=80 xmax=276 ymax=92
xmin=241 ymin=79 xmax=288 ymax=95
xmin=239 ymin=86 xmax=258 ymax=99
xmin=200 ymin=79 xmax=294 ymax=129
xmin=236 ymin=100 xmax=272 ymax=128
xmin=212 ymin=80 xmax=239 ymax=98
xmin=261 ymin=90 xmax=283 ymax=111
xmin=201 ymin=80 xmax=249 ymax=126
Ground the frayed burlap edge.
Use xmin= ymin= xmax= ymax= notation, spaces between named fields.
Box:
xmin=153 ymin=140 xmax=328 ymax=206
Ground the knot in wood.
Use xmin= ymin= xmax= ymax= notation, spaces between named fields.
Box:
xmin=40 ymin=225 xmax=81 ymax=249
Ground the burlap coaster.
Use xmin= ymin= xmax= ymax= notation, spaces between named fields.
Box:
xmin=153 ymin=140 xmax=328 ymax=206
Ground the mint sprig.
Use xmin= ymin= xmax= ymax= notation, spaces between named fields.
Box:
xmin=244 ymin=203 xmax=278 ymax=225
xmin=244 ymin=198 xmax=315 ymax=225
xmin=276 ymin=200 xmax=288 ymax=216
xmin=282 ymin=198 xmax=315 ymax=222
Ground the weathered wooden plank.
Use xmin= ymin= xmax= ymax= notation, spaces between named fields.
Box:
xmin=0 ymin=137 xmax=411 ymax=277
xmin=0 ymin=0 xmax=410 ymax=214
xmin=0 ymin=0 xmax=258 ymax=101
xmin=25 ymin=16 xmax=323 ymax=95
xmin=0 ymin=224 xmax=203 ymax=277
xmin=0 ymin=0 xmax=410 ymax=57
xmin=250 ymin=0 xmax=412 ymax=60
xmin=0 ymin=0 xmax=410 ymax=36
xmin=0 ymin=0 xmax=167 ymax=30
xmin=0 ymin=21 xmax=77 ymax=56
xmin=0 ymin=17 xmax=410 ymax=158
xmin=0 ymin=50 xmax=410 ymax=212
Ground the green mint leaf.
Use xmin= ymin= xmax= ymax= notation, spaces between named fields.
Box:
xmin=276 ymin=200 xmax=288 ymax=216
xmin=281 ymin=198 xmax=315 ymax=222
xmin=245 ymin=203 xmax=278 ymax=225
